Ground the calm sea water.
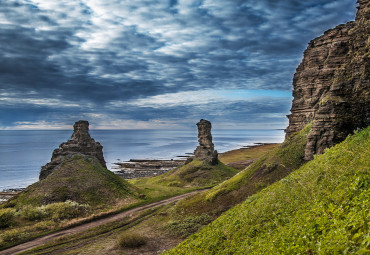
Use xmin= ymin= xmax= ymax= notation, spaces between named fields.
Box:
xmin=0 ymin=129 xmax=284 ymax=191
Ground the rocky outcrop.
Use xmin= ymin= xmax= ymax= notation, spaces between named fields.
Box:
xmin=193 ymin=119 xmax=218 ymax=165
xmin=286 ymin=0 xmax=369 ymax=160
xmin=39 ymin=120 xmax=106 ymax=180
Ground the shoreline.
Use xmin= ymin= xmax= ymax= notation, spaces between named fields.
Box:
xmin=0 ymin=142 xmax=280 ymax=199
xmin=113 ymin=142 xmax=280 ymax=179
xmin=0 ymin=189 xmax=23 ymax=203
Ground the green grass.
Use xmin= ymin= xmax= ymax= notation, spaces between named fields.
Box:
xmin=173 ymin=124 xmax=311 ymax=217
xmin=219 ymin=143 xmax=278 ymax=165
xmin=166 ymin=126 xmax=370 ymax=254
xmin=129 ymin=159 xmax=238 ymax=200
xmin=156 ymin=159 xmax=238 ymax=187
xmin=164 ymin=214 xmax=213 ymax=238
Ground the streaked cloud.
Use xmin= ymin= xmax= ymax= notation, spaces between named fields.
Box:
xmin=0 ymin=0 xmax=357 ymax=129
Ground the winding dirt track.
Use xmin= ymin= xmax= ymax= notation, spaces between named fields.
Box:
xmin=0 ymin=190 xmax=202 ymax=255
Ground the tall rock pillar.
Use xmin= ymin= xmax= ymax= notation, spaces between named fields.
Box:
xmin=193 ymin=119 xmax=218 ymax=165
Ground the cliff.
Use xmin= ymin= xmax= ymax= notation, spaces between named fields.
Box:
xmin=285 ymin=0 xmax=369 ymax=160
xmin=39 ymin=120 xmax=107 ymax=179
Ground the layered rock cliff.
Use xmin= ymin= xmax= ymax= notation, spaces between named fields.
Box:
xmin=39 ymin=120 xmax=106 ymax=179
xmin=286 ymin=0 xmax=369 ymax=160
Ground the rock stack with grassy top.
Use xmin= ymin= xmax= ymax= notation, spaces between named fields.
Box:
xmin=6 ymin=120 xmax=138 ymax=207
xmin=40 ymin=120 xmax=106 ymax=179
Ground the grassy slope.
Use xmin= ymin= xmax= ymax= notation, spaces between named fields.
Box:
xmin=129 ymin=159 xmax=238 ymax=199
xmin=219 ymin=143 xmax=278 ymax=165
xmin=174 ymin=124 xmax=311 ymax=217
xmin=153 ymin=159 xmax=238 ymax=187
xmin=167 ymin=126 xmax=370 ymax=254
xmin=6 ymin=154 xmax=138 ymax=208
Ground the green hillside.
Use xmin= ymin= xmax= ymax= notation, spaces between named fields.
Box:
xmin=167 ymin=126 xmax=370 ymax=254
xmin=6 ymin=154 xmax=138 ymax=208
xmin=154 ymin=159 xmax=238 ymax=187
xmin=174 ymin=124 xmax=311 ymax=217
xmin=130 ymin=159 xmax=238 ymax=199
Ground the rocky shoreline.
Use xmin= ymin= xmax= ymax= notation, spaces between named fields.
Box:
xmin=113 ymin=158 xmax=187 ymax=179
xmin=0 ymin=188 xmax=23 ymax=203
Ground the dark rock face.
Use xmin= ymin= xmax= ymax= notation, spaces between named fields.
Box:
xmin=39 ymin=120 xmax=106 ymax=180
xmin=193 ymin=119 xmax=218 ymax=165
xmin=285 ymin=0 xmax=370 ymax=160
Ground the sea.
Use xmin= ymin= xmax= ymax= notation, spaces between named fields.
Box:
xmin=0 ymin=129 xmax=284 ymax=191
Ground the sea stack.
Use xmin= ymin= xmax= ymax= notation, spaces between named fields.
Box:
xmin=39 ymin=120 xmax=106 ymax=180
xmin=193 ymin=119 xmax=218 ymax=165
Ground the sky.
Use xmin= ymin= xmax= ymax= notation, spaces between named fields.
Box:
xmin=0 ymin=0 xmax=357 ymax=130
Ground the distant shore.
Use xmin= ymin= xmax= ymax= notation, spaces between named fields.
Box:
xmin=0 ymin=188 xmax=24 ymax=203
xmin=114 ymin=142 xmax=280 ymax=178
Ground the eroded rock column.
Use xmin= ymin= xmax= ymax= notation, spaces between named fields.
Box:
xmin=193 ymin=119 xmax=218 ymax=165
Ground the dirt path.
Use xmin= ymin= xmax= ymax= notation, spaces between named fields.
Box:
xmin=0 ymin=190 xmax=202 ymax=255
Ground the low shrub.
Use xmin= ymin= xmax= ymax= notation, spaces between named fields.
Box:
xmin=0 ymin=208 xmax=16 ymax=228
xmin=33 ymin=220 xmax=56 ymax=231
xmin=20 ymin=205 xmax=47 ymax=221
xmin=118 ymin=232 xmax=147 ymax=248
xmin=18 ymin=200 xmax=90 ymax=221
xmin=45 ymin=200 xmax=90 ymax=220
xmin=0 ymin=228 xmax=29 ymax=243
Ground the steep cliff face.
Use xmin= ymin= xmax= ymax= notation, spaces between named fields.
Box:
xmin=40 ymin=120 xmax=106 ymax=179
xmin=286 ymin=0 xmax=369 ymax=160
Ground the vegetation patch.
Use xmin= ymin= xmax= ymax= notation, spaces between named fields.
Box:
xmin=166 ymin=126 xmax=370 ymax=254
xmin=20 ymin=200 xmax=90 ymax=221
xmin=153 ymin=159 xmax=238 ymax=188
xmin=0 ymin=208 xmax=16 ymax=228
xmin=118 ymin=232 xmax=148 ymax=248
xmin=130 ymin=159 xmax=238 ymax=201
xmin=164 ymin=214 xmax=213 ymax=238
xmin=219 ymin=143 xmax=278 ymax=168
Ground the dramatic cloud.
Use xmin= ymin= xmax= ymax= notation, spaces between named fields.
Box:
xmin=0 ymin=0 xmax=357 ymax=129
